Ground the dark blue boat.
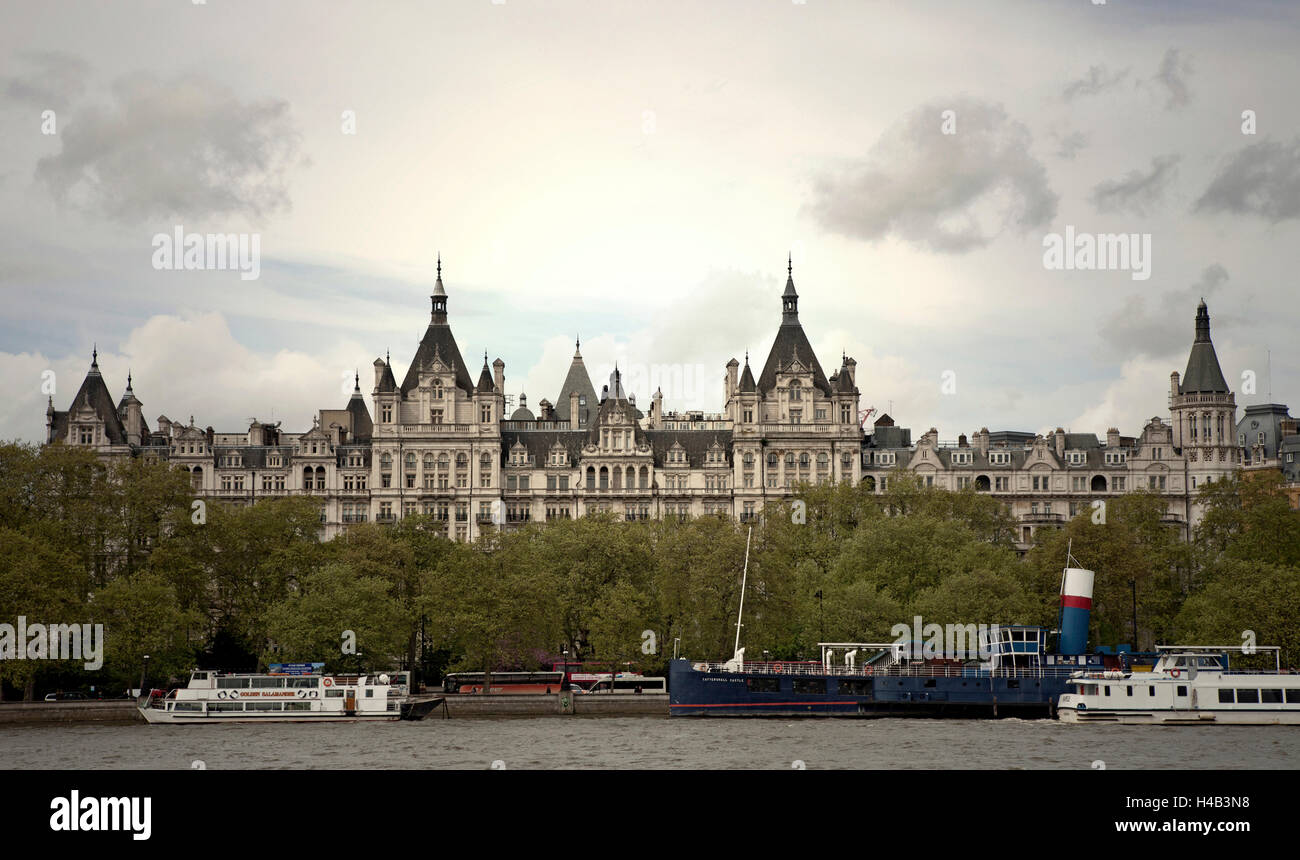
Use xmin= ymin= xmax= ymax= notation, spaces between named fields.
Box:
xmin=669 ymin=559 xmax=1120 ymax=718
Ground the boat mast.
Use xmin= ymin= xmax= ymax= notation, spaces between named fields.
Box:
xmin=733 ymin=526 xmax=752 ymax=656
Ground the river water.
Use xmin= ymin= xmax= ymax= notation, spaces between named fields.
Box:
xmin=3 ymin=717 xmax=1299 ymax=769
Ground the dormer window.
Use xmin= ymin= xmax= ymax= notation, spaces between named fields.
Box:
xmin=989 ymin=452 xmax=1011 ymax=466
xmin=1104 ymin=452 xmax=1127 ymax=465
xmin=433 ymin=380 xmax=443 ymax=400
xmin=1066 ymin=452 xmax=1086 ymax=465
xmin=951 ymin=451 xmax=972 ymax=465
xmin=789 ymin=380 xmax=802 ymax=402
xmin=876 ymin=452 xmax=896 ymax=466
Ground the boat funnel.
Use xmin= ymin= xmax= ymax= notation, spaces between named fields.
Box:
xmin=1058 ymin=567 xmax=1095 ymax=655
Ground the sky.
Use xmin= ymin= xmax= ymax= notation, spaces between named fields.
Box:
xmin=2 ymin=0 xmax=1298 ymax=443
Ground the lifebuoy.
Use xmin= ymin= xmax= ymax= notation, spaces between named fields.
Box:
xmin=773 ymin=663 xmax=784 ymax=674
xmin=1170 ymin=668 xmax=1181 ymax=678
xmin=217 ymin=690 xmax=228 ymax=699
xmin=230 ymin=690 xmax=240 ymax=698
xmin=323 ymin=678 xmax=333 ymax=687
xmin=296 ymin=689 xmax=306 ymax=698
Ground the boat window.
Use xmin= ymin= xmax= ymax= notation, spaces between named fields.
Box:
xmin=208 ymin=701 xmax=243 ymax=711
xmin=1218 ymin=689 xmax=1234 ymax=704
xmin=251 ymin=677 xmax=285 ymax=689
xmin=838 ymin=680 xmax=869 ymax=696
xmin=289 ymin=677 xmax=318 ymax=688
xmin=365 ymin=689 xmax=374 ymax=698
xmin=284 ymin=702 xmax=312 ymax=711
xmin=1236 ymin=689 xmax=1259 ymax=704
xmin=1125 ymin=686 xmax=1133 ymax=697
xmin=246 ymin=701 xmax=283 ymax=711
xmin=1173 ymin=657 xmax=1188 ymax=667
xmin=1177 ymin=686 xmax=1187 ymax=697
xmin=325 ymin=689 xmax=345 ymax=698
xmin=746 ymin=678 xmax=780 ymax=693
xmin=792 ymin=678 xmax=827 ymax=695
xmin=1286 ymin=690 xmax=1300 ymax=704
xmin=1196 ymin=657 xmax=1222 ymax=668
xmin=1149 ymin=686 xmax=1156 ymax=697
xmin=1261 ymin=689 xmax=1283 ymax=704
xmin=193 ymin=672 xmax=208 ymax=681
xmin=1103 ymin=686 xmax=1110 ymax=697
xmin=216 ymin=677 xmax=251 ymax=689
xmin=174 ymin=702 xmax=202 ymax=711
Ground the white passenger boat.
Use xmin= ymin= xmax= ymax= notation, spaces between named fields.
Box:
xmin=138 ymin=669 xmax=441 ymax=723
xmin=1058 ymin=645 xmax=1300 ymax=725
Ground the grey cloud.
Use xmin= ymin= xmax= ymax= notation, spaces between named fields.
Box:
xmin=34 ymin=72 xmax=302 ymax=223
xmin=1089 ymin=154 xmax=1181 ymax=216
xmin=1062 ymin=65 xmax=1129 ymax=102
xmin=1154 ymin=48 xmax=1192 ymax=110
xmin=809 ymin=98 xmax=1057 ymax=253
xmin=1195 ymin=137 xmax=1300 ymax=222
xmin=2 ymin=51 xmax=89 ymax=111
xmin=1100 ymin=264 xmax=1231 ymax=359
xmin=1055 ymin=130 xmax=1088 ymax=160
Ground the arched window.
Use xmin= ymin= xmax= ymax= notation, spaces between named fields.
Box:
xmin=817 ymin=453 xmax=829 ymax=468
xmin=456 ymin=452 xmax=468 ymax=469
xmin=191 ymin=466 xmax=203 ymax=490
xmin=599 ymin=467 xmax=609 ymax=490
xmin=612 ymin=468 xmax=622 ymax=490
xmin=303 ymin=466 xmax=313 ymax=489
xmin=767 ymin=452 xmax=778 ymax=468
xmin=432 ymin=380 xmax=443 ymax=400
xmin=785 ymin=452 xmax=795 ymax=468
xmin=743 ymin=452 xmax=754 ymax=467
xmin=380 ymin=453 xmax=392 ymax=470
xmin=480 ymin=452 xmax=491 ymax=469
xmin=405 ymin=453 xmax=416 ymax=471
xmin=438 ymin=453 xmax=449 ymax=470
xmin=587 ymin=466 xmax=596 ymax=491
xmin=423 ymin=453 xmax=435 ymax=471
xmin=315 ymin=465 xmax=326 ymax=490
xmin=639 ymin=466 xmax=648 ymax=489
xmin=789 ymin=380 xmax=802 ymax=402
xmin=799 ymin=453 xmax=810 ymax=468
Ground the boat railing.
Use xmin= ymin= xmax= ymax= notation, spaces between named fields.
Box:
xmin=690 ymin=661 xmax=1085 ymax=679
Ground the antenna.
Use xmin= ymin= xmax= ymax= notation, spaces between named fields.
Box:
xmin=733 ymin=526 xmax=752 ymax=657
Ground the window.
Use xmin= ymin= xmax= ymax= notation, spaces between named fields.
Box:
xmin=951 ymin=452 xmax=972 ymax=465
xmin=746 ymin=678 xmax=781 ymax=693
xmin=1261 ymin=689 xmax=1284 ymax=704
xmin=994 ymin=477 xmax=1009 ymax=491
xmin=989 ymin=452 xmax=1011 ymax=465
xmin=1236 ymin=689 xmax=1259 ymax=703
xmin=792 ymin=678 xmax=826 ymax=695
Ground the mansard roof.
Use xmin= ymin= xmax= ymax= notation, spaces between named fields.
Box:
xmin=738 ymin=357 xmax=757 ymax=393
xmin=499 ymin=430 xmax=588 ymax=465
xmin=376 ymin=357 xmax=398 ymax=394
xmin=476 ymin=356 xmax=495 ymax=393
xmin=555 ymin=339 xmax=599 ymax=425
xmin=756 ymin=269 xmax=832 ymax=397
xmin=346 ymin=388 xmax=373 ymax=441
xmin=1180 ymin=301 xmax=1230 ymax=394
xmin=402 ymin=325 xmax=475 ymax=397
xmin=643 ymin=429 xmax=733 ymax=467
xmin=63 ymin=352 xmax=128 ymax=444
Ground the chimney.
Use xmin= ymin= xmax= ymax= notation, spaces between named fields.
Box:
xmin=1170 ymin=371 xmax=1180 ymax=404
xmin=1107 ymin=427 xmax=1121 ymax=449
xmin=1054 ymin=428 xmax=1066 ymax=457
xmin=958 ymin=433 xmax=968 ymax=448
xmin=249 ymin=422 xmax=264 ymax=447
xmin=493 ymin=358 xmax=505 ymax=393
xmin=158 ymin=415 xmax=171 ymax=438
xmin=726 ymin=358 xmax=739 ymax=401
xmin=570 ymin=390 xmax=580 ymax=428
xmin=846 ymin=357 xmax=857 ymax=386
xmin=374 ymin=358 xmax=386 ymax=391
xmin=977 ymin=428 xmax=990 ymax=456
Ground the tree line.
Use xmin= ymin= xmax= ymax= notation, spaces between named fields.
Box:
xmin=2 ymin=440 xmax=1298 ymax=698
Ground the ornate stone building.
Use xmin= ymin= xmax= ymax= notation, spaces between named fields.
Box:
xmin=45 ymin=261 xmax=1251 ymax=546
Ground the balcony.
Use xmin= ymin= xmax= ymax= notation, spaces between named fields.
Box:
xmin=1019 ymin=512 xmax=1065 ymax=524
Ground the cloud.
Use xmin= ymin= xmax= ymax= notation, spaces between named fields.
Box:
xmin=1089 ymin=154 xmax=1181 ymax=216
xmin=809 ymin=98 xmax=1057 ymax=253
xmin=1153 ymin=48 xmax=1192 ymax=110
xmin=1099 ymin=264 xmax=1231 ymax=360
xmin=1055 ymin=130 xmax=1089 ymax=160
xmin=1062 ymin=65 xmax=1130 ymax=102
xmin=1 ymin=51 xmax=89 ymax=111
xmin=34 ymin=72 xmax=302 ymax=223
xmin=1194 ymin=137 xmax=1300 ymax=222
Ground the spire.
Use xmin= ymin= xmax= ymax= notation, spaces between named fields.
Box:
xmin=782 ymin=258 xmax=799 ymax=323
xmin=1179 ymin=301 xmax=1229 ymax=394
xmin=90 ymin=344 xmax=100 ymax=375
xmin=126 ymin=370 xmax=133 ymax=393
xmin=353 ymin=369 xmax=361 ymax=393
xmin=575 ymin=335 xmax=581 ymax=358
xmin=431 ymin=254 xmax=447 ymax=320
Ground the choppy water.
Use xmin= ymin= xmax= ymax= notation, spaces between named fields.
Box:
xmin=3 ymin=717 xmax=1299 ymax=769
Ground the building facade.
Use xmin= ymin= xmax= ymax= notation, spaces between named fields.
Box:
xmin=46 ymin=263 xmax=1265 ymax=545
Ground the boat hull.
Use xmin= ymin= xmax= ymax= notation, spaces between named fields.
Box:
xmin=668 ymin=659 xmax=1075 ymax=718
xmin=1059 ymin=707 xmax=1300 ymax=725
xmin=138 ymin=706 xmax=400 ymax=724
